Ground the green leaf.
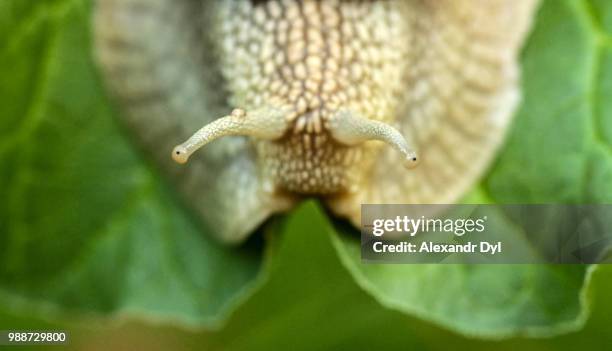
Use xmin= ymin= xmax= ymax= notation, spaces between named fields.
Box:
xmin=486 ymin=0 xmax=612 ymax=203
xmin=0 ymin=0 xmax=263 ymax=327
xmin=1 ymin=205 xmax=612 ymax=350
xmin=200 ymin=203 xmax=440 ymax=350
xmin=0 ymin=203 xmax=612 ymax=351
xmin=333 ymin=237 xmax=591 ymax=337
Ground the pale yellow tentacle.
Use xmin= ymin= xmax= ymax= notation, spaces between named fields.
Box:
xmin=328 ymin=110 xmax=419 ymax=169
xmin=173 ymin=106 xmax=290 ymax=164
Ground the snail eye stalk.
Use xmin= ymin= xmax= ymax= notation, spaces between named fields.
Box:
xmin=328 ymin=110 xmax=419 ymax=169
xmin=172 ymin=107 xmax=289 ymax=164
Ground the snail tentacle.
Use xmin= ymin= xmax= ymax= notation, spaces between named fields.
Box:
xmin=328 ymin=110 xmax=419 ymax=169
xmin=172 ymin=106 xmax=289 ymax=164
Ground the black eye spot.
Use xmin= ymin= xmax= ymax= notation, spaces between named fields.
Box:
xmin=412 ymin=157 xmax=417 ymax=161
xmin=176 ymin=151 xmax=181 ymax=155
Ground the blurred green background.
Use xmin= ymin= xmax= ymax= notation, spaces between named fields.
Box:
xmin=1 ymin=0 xmax=612 ymax=349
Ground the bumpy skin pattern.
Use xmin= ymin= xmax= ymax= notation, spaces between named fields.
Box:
xmin=95 ymin=0 xmax=539 ymax=244
xmin=216 ymin=1 xmax=411 ymax=195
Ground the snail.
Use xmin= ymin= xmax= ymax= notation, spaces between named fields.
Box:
xmin=94 ymin=0 xmax=539 ymax=244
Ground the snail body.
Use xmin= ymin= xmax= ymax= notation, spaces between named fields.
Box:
xmin=95 ymin=0 xmax=538 ymax=244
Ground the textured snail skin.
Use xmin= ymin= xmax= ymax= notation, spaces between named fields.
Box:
xmin=95 ymin=0 xmax=539 ymax=244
